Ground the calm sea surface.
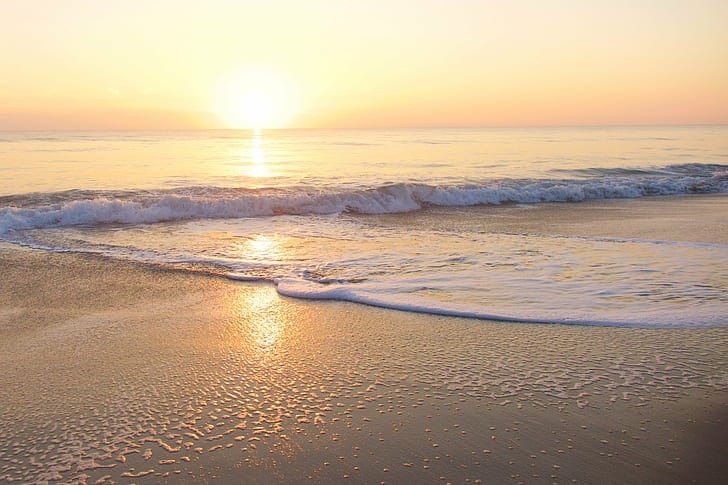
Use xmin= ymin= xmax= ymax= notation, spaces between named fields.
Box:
xmin=1 ymin=126 xmax=727 ymax=326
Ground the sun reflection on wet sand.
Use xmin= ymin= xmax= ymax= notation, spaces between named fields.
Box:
xmin=220 ymin=285 xmax=297 ymax=368
xmin=247 ymin=287 xmax=283 ymax=350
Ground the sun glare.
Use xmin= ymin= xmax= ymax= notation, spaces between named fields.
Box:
xmin=216 ymin=70 xmax=297 ymax=129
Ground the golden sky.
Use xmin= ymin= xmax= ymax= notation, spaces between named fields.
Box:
xmin=1 ymin=0 xmax=727 ymax=130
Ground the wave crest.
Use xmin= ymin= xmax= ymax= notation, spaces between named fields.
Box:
xmin=1 ymin=163 xmax=726 ymax=233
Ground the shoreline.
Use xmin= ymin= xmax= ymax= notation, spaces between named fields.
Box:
xmin=1 ymin=244 xmax=727 ymax=483
xmin=2 ymin=193 xmax=726 ymax=331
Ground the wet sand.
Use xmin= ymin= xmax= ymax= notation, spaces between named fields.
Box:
xmin=1 ymin=242 xmax=727 ymax=484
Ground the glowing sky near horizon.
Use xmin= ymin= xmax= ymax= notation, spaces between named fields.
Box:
xmin=0 ymin=0 xmax=727 ymax=129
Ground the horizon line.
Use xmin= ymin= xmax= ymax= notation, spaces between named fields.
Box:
xmin=1 ymin=122 xmax=728 ymax=133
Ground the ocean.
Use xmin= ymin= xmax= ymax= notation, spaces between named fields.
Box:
xmin=1 ymin=126 xmax=727 ymax=327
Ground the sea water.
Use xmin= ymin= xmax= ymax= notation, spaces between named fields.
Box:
xmin=1 ymin=126 xmax=726 ymax=327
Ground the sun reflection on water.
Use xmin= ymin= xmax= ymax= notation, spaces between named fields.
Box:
xmin=246 ymin=131 xmax=269 ymax=178
xmin=230 ymin=234 xmax=286 ymax=268
xmin=246 ymin=233 xmax=277 ymax=257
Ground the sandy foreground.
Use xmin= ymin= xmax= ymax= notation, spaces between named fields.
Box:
xmin=1 ymin=195 xmax=727 ymax=484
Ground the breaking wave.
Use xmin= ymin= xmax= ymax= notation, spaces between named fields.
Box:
xmin=1 ymin=163 xmax=726 ymax=233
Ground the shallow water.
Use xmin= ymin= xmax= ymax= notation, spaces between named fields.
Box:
xmin=1 ymin=126 xmax=727 ymax=326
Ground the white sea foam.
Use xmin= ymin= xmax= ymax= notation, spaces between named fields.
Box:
xmin=1 ymin=164 xmax=726 ymax=233
xmin=272 ymin=277 xmax=725 ymax=328
xmin=225 ymin=224 xmax=728 ymax=329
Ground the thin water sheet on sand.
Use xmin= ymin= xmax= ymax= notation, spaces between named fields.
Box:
xmin=0 ymin=246 xmax=727 ymax=484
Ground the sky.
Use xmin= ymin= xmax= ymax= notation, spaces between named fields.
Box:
xmin=0 ymin=0 xmax=727 ymax=130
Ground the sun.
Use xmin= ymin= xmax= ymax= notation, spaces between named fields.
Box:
xmin=216 ymin=70 xmax=297 ymax=130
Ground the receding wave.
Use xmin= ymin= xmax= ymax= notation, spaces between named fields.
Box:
xmin=270 ymin=277 xmax=725 ymax=328
xmin=1 ymin=163 xmax=726 ymax=233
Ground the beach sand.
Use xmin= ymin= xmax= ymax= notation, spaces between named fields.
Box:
xmin=1 ymin=196 xmax=727 ymax=484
